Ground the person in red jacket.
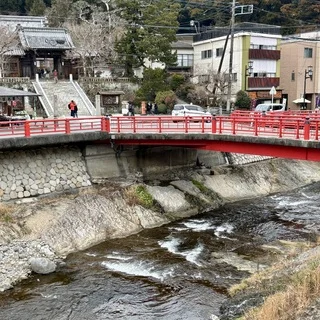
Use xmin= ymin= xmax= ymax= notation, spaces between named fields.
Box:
xmin=68 ymin=100 xmax=77 ymax=117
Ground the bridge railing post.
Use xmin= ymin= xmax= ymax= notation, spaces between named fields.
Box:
xmin=232 ymin=118 xmax=236 ymax=134
xmin=254 ymin=119 xmax=258 ymax=136
xmin=24 ymin=121 xmax=31 ymax=137
xmin=102 ymin=116 xmax=110 ymax=132
xmin=304 ymin=117 xmax=310 ymax=140
xmin=65 ymin=119 xmax=71 ymax=134
xmin=211 ymin=116 xmax=216 ymax=133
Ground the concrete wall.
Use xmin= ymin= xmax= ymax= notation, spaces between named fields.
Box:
xmin=83 ymin=144 xmax=201 ymax=181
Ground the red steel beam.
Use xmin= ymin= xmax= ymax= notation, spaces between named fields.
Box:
xmin=114 ymin=138 xmax=320 ymax=161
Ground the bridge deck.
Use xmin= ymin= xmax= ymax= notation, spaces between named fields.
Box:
xmin=0 ymin=114 xmax=318 ymax=161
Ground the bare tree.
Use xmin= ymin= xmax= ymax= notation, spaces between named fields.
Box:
xmin=0 ymin=26 xmax=21 ymax=78
xmin=62 ymin=1 xmax=124 ymax=77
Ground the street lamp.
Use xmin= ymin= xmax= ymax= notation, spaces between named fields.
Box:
xmin=190 ymin=20 xmax=200 ymax=33
xmin=303 ymin=66 xmax=313 ymax=110
xmin=245 ymin=60 xmax=253 ymax=91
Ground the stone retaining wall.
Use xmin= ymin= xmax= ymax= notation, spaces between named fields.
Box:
xmin=0 ymin=143 xmax=273 ymax=202
xmin=228 ymin=153 xmax=273 ymax=165
xmin=0 ymin=146 xmax=91 ymax=201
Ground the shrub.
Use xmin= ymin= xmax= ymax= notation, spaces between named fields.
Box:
xmin=157 ymin=103 xmax=168 ymax=114
xmin=155 ymin=90 xmax=176 ymax=113
xmin=168 ymin=73 xmax=185 ymax=91
xmin=125 ymin=185 xmax=154 ymax=208
xmin=235 ymin=90 xmax=251 ymax=109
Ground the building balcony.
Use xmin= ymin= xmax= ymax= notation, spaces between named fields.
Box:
xmin=249 ymin=49 xmax=281 ymax=60
xmin=248 ymin=77 xmax=280 ymax=89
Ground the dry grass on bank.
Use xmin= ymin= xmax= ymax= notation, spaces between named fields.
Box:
xmin=0 ymin=203 xmax=15 ymax=222
xmin=228 ymin=242 xmax=320 ymax=320
xmin=244 ymin=259 xmax=320 ymax=320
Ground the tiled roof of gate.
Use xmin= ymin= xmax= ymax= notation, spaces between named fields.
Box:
xmin=18 ymin=27 xmax=74 ymax=50
xmin=0 ymin=86 xmax=40 ymax=97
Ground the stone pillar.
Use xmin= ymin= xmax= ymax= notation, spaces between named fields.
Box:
xmin=53 ymin=94 xmax=58 ymax=118
xmin=141 ymin=101 xmax=146 ymax=115
xmin=95 ymin=94 xmax=101 ymax=116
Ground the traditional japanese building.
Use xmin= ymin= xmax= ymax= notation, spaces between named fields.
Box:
xmin=0 ymin=15 xmax=75 ymax=80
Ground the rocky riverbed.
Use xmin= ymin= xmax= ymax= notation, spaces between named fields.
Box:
xmin=1 ymin=158 xmax=320 ymax=294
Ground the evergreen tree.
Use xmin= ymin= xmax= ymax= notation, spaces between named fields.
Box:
xmin=135 ymin=68 xmax=170 ymax=101
xmin=30 ymin=0 xmax=47 ymax=15
xmin=115 ymin=0 xmax=180 ymax=77
xmin=0 ymin=0 xmax=26 ymax=15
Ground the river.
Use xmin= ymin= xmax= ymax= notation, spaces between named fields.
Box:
xmin=0 ymin=182 xmax=320 ymax=320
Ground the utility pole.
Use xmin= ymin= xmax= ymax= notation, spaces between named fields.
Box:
xmin=226 ymin=2 xmax=253 ymax=113
xmin=226 ymin=0 xmax=235 ymax=113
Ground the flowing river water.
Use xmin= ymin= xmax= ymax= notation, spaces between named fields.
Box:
xmin=1 ymin=182 xmax=320 ymax=320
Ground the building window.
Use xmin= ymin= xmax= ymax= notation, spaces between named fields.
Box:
xmin=304 ymin=48 xmax=313 ymax=58
xmin=201 ymin=49 xmax=212 ymax=59
xmin=216 ymin=48 xmax=223 ymax=57
xmin=252 ymin=72 xmax=276 ymax=78
xmin=250 ymin=44 xmax=277 ymax=50
xmin=177 ymin=54 xmax=193 ymax=67
xmin=291 ymin=71 xmax=295 ymax=81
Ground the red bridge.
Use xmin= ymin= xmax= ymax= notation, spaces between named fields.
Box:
xmin=0 ymin=111 xmax=320 ymax=161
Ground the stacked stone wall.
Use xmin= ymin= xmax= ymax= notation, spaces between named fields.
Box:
xmin=228 ymin=153 xmax=273 ymax=165
xmin=0 ymin=146 xmax=91 ymax=202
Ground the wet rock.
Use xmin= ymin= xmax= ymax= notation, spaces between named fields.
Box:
xmin=219 ymin=292 xmax=264 ymax=320
xmin=29 ymin=257 xmax=56 ymax=274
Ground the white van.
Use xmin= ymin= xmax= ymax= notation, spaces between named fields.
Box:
xmin=172 ymin=104 xmax=211 ymax=117
xmin=254 ymin=103 xmax=286 ymax=113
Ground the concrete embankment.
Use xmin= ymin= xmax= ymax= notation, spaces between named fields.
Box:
xmin=1 ymin=152 xmax=320 ymax=292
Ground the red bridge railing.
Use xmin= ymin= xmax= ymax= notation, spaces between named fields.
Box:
xmin=0 ymin=115 xmax=318 ymax=141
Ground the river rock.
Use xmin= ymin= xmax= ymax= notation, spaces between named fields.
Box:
xmin=29 ymin=257 xmax=56 ymax=274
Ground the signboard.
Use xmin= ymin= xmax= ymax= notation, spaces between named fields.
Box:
xmin=269 ymin=86 xmax=277 ymax=95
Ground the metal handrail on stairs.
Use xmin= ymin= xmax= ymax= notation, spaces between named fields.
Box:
xmin=70 ymin=75 xmax=96 ymax=115
xmin=32 ymin=75 xmax=54 ymax=117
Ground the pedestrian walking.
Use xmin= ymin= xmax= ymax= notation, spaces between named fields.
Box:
xmin=74 ymin=104 xmax=78 ymax=118
xmin=53 ymin=69 xmax=58 ymax=83
xmin=153 ymin=103 xmax=158 ymax=114
xmin=68 ymin=100 xmax=77 ymax=117
xmin=128 ymin=102 xmax=134 ymax=116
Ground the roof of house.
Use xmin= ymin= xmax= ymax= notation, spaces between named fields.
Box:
xmin=0 ymin=15 xmax=47 ymax=29
xmin=18 ymin=27 xmax=74 ymax=50
xmin=98 ymin=91 xmax=125 ymax=95
xmin=172 ymin=40 xmax=193 ymax=49
xmin=0 ymin=87 xmax=40 ymax=97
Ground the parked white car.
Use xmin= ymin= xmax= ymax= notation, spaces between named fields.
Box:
xmin=254 ymin=103 xmax=286 ymax=113
xmin=172 ymin=104 xmax=211 ymax=117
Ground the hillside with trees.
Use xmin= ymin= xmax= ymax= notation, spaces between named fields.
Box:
xmin=1 ymin=1 xmax=320 ymax=35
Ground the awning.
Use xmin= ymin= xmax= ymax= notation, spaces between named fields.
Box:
xmin=293 ymin=98 xmax=311 ymax=104
xmin=0 ymin=87 xmax=41 ymax=97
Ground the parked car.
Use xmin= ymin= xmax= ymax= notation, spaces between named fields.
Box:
xmin=254 ymin=103 xmax=286 ymax=113
xmin=11 ymin=110 xmax=31 ymax=121
xmin=0 ymin=114 xmax=11 ymax=126
xmin=172 ymin=104 xmax=212 ymax=122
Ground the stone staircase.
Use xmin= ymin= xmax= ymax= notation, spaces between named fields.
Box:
xmin=33 ymin=80 xmax=95 ymax=118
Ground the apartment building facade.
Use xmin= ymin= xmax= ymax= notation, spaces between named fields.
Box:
xmin=192 ymin=23 xmax=282 ymax=107
xmin=280 ymin=31 xmax=320 ymax=111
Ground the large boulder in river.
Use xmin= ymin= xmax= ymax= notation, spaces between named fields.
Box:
xmin=29 ymin=257 xmax=56 ymax=274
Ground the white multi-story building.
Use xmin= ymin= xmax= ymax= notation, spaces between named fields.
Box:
xmin=192 ymin=23 xmax=282 ymax=107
